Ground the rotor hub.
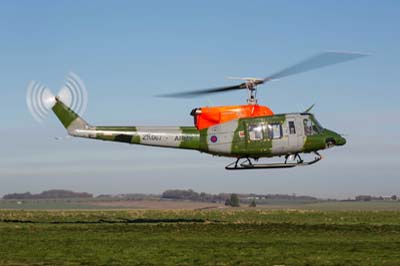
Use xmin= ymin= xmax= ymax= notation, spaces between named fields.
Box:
xmin=244 ymin=80 xmax=259 ymax=104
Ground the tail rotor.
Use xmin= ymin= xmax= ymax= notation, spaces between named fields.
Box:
xmin=26 ymin=72 xmax=88 ymax=123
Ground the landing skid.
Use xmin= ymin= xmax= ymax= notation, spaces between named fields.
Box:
xmin=225 ymin=152 xmax=322 ymax=170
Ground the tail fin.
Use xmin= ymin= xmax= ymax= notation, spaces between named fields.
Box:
xmin=52 ymin=97 xmax=91 ymax=137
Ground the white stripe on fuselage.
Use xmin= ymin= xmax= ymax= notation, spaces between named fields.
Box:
xmin=75 ymin=127 xmax=196 ymax=148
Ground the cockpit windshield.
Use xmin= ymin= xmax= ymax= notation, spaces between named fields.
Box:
xmin=303 ymin=115 xmax=324 ymax=136
xmin=312 ymin=117 xmax=324 ymax=132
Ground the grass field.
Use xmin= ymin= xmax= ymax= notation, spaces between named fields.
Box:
xmin=0 ymin=209 xmax=399 ymax=265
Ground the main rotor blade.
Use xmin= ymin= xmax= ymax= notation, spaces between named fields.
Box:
xmin=264 ymin=51 xmax=369 ymax=82
xmin=157 ymin=83 xmax=246 ymax=98
xmin=157 ymin=51 xmax=368 ymax=98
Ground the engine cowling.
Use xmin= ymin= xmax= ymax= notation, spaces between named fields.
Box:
xmin=190 ymin=104 xmax=274 ymax=130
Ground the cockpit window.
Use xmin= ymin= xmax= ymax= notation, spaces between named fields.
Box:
xmin=303 ymin=118 xmax=323 ymax=136
xmin=303 ymin=119 xmax=313 ymax=136
xmin=312 ymin=118 xmax=324 ymax=132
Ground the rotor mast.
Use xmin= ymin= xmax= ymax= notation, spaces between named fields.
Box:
xmin=247 ymin=87 xmax=257 ymax=104
xmin=242 ymin=78 xmax=262 ymax=105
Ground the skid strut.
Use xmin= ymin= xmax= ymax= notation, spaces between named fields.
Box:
xmin=225 ymin=152 xmax=322 ymax=170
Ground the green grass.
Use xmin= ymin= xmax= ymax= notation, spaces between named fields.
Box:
xmin=0 ymin=209 xmax=400 ymax=265
xmin=301 ymin=201 xmax=400 ymax=211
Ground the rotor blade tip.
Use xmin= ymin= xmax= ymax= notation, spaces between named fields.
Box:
xmin=325 ymin=50 xmax=371 ymax=57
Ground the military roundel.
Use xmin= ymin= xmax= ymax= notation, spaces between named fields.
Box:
xmin=210 ymin=135 xmax=218 ymax=143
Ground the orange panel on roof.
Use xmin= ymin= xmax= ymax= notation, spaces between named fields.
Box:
xmin=191 ymin=104 xmax=274 ymax=130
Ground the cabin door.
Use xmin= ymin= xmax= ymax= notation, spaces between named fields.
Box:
xmin=286 ymin=117 xmax=302 ymax=153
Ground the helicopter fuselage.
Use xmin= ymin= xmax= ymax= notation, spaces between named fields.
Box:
xmin=53 ymin=99 xmax=345 ymax=160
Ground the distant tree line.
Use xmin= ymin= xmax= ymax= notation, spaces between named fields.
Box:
xmin=161 ymin=189 xmax=318 ymax=203
xmin=2 ymin=190 xmax=93 ymax=200
xmin=5 ymin=189 xmax=395 ymax=202
xmin=96 ymin=193 xmax=159 ymax=201
xmin=161 ymin=189 xmax=224 ymax=202
xmin=355 ymin=195 xmax=397 ymax=201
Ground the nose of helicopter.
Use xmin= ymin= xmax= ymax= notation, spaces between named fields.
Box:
xmin=335 ymin=135 xmax=346 ymax=146
xmin=323 ymin=129 xmax=346 ymax=147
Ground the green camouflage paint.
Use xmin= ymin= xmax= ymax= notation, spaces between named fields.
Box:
xmin=94 ymin=126 xmax=140 ymax=144
xmin=302 ymin=135 xmax=326 ymax=152
xmin=231 ymin=119 xmax=247 ymax=156
xmin=52 ymin=100 xmax=79 ymax=128
xmin=199 ymin=128 xmax=209 ymax=152
xmin=179 ymin=127 xmax=200 ymax=150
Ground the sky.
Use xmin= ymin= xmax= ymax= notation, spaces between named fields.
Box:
xmin=0 ymin=0 xmax=399 ymax=198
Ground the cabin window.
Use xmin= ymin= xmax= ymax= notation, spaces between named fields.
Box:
xmin=248 ymin=124 xmax=263 ymax=141
xmin=288 ymin=121 xmax=296 ymax=134
xmin=267 ymin=123 xmax=282 ymax=139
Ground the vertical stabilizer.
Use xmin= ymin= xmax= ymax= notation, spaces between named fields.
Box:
xmin=52 ymin=97 xmax=91 ymax=137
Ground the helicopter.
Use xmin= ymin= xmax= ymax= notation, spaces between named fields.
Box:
xmin=26 ymin=51 xmax=367 ymax=170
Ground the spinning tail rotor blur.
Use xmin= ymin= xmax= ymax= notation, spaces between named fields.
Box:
xmin=26 ymin=72 xmax=88 ymax=123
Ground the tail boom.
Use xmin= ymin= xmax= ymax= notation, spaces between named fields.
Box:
xmin=52 ymin=99 xmax=199 ymax=150
xmin=90 ymin=126 xmax=199 ymax=150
